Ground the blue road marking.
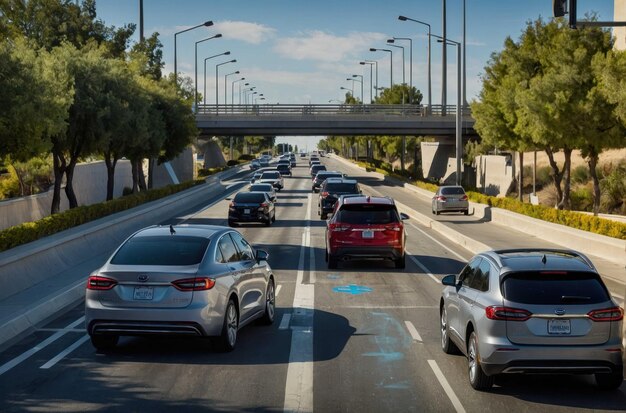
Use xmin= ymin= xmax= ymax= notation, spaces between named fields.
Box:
xmin=327 ymin=274 xmax=341 ymax=280
xmin=332 ymin=284 xmax=373 ymax=295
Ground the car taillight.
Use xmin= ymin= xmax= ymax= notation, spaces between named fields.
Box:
xmin=87 ymin=275 xmax=117 ymax=290
xmin=385 ymin=225 xmax=402 ymax=232
xmin=229 ymin=202 xmax=236 ymax=210
xmin=321 ymin=191 xmax=329 ymax=197
xmin=172 ymin=277 xmax=216 ymax=291
xmin=436 ymin=196 xmax=447 ymax=201
xmin=588 ymin=307 xmax=624 ymax=322
xmin=460 ymin=195 xmax=468 ymax=201
xmin=260 ymin=202 xmax=268 ymax=208
xmin=485 ymin=306 xmax=532 ymax=321
xmin=329 ymin=223 xmax=350 ymax=232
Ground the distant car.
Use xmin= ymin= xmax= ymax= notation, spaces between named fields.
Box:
xmin=249 ymin=183 xmax=277 ymax=202
xmin=85 ymin=225 xmax=275 ymax=353
xmin=325 ymin=195 xmax=408 ymax=269
xmin=440 ymin=248 xmax=624 ymax=390
xmin=250 ymin=167 xmax=276 ymax=183
xmin=259 ymin=170 xmax=284 ymax=190
xmin=310 ymin=164 xmax=327 ymax=177
xmin=309 ymin=157 xmax=320 ymax=166
xmin=259 ymin=158 xmax=270 ymax=168
xmin=250 ymin=159 xmax=261 ymax=170
xmin=432 ymin=186 xmax=469 ymax=215
xmin=300 ymin=152 xmax=306 ymax=158
xmin=318 ymin=178 xmax=361 ymax=219
xmin=229 ymin=191 xmax=276 ymax=226
xmin=311 ymin=171 xmax=344 ymax=192
xmin=289 ymin=154 xmax=297 ymax=167
xmin=276 ymin=163 xmax=292 ymax=177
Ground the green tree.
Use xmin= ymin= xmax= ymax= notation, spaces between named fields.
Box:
xmin=374 ymin=84 xmax=422 ymax=105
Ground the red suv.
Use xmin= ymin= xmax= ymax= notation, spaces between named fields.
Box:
xmin=325 ymin=196 xmax=408 ymax=269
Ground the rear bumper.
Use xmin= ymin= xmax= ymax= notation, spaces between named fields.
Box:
xmin=229 ymin=212 xmax=269 ymax=222
xmin=331 ymin=246 xmax=403 ymax=261
xmin=434 ymin=201 xmax=469 ymax=212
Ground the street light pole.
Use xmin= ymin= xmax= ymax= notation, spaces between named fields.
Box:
xmin=391 ymin=37 xmax=413 ymax=99
xmin=240 ymin=83 xmax=250 ymax=104
xmin=442 ymin=0 xmax=447 ymax=115
xmin=462 ymin=0 xmax=467 ymax=107
xmin=174 ymin=20 xmax=213 ymax=89
xmin=345 ymin=78 xmax=356 ymax=96
xmin=224 ymin=70 xmax=240 ymax=106
xmin=216 ymin=59 xmax=236 ymax=113
xmin=387 ymin=41 xmax=405 ymax=86
xmin=370 ymin=48 xmax=393 ymax=88
xmin=359 ymin=61 xmax=375 ymax=103
xmin=232 ymin=77 xmax=245 ymax=109
xmin=195 ymin=34 xmax=222 ymax=109
xmin=398 ymin=16 xmax=431 ymax=113
xmin=352 ymin=74 xmax=364 ymax=104
xmin=203 ymin=51 xmax=229 ymax=107
xmin=434 ymin=34 xmax=462 ymax=186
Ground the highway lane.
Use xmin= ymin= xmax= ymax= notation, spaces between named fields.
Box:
xmin=0 ymin=156 xmax=624 ymax=412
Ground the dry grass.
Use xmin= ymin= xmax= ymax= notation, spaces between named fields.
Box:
xmin=527 ymin=148 xmax=626 ymax=169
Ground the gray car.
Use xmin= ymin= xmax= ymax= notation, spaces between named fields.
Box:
xmin=440 ymin=248 xmax=623 ymax=390
xmin=85 ymin=225 xmax=275 ymax=352
xmin=432 ymin=185 xmax=469 ymax=215
xmin=249 ymin=182 xmax=277 ymax=202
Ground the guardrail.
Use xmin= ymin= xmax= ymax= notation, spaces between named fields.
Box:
xmin=196 ymin=104 xmax=472 ymax=117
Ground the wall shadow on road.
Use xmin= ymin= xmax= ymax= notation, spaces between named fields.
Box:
xmin=408 ymin=254 xmax=465 ymax=276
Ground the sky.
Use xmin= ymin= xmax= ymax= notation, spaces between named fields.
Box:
xmin=95 ymin=0 xmax=615 ymax=148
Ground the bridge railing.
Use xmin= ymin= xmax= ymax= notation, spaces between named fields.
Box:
xmin=196 ymin=104 xmax=471 ymax=117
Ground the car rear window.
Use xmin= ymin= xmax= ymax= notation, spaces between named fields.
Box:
xmin=337 ymin=204 xmax=398 ymax=224
xmin=501 ymin=271 xmax=611 ymax=305
xmin=441 ymin=187 xmax=466 ymax=195
xmin=312 ymin=165 xmax=327 ymax=172
xmin=234 ymin=192 xmax=266 ymax=203
xmin=261 ymin=172 xmax=280 ymax=179
xmin=250 ymin=184 xmax=272 ymax=192
xmin=325 ymin=183 xmax=358 ymax=193
xmin=111 ymin=236 xmax=210 ymax=266
xmin=317 ymin=173 xmax=341 ymax=181
xmin=277 ymin=164 xmax=290 ymax=169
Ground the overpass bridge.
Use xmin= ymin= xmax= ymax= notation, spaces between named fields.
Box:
xmin=195 ymin=104 xmax=476 ymax=138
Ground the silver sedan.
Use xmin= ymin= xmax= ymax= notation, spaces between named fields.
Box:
xmin=85 ymin=224 xmax=275 ymax=352
xmin=432 ymin=185 xmax=469 ymax=215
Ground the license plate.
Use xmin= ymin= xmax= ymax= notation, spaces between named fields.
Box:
xmin=548 ymin=318 xmax=570 ymax=334
xmin=362 ymin=230 xmax=374 ymax=239
xmin=244 ymin=208 xmax=251 ymax=214
xmin=133 ymin=287 xmax=154 ymax=300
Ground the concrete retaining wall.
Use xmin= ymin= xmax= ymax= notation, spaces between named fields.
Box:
xmin=475 ymin=154 xmax=514 ymax=197
xmin=420 ymin=142 xmax=455 ymax=181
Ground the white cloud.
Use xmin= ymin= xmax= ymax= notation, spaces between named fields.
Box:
xmin=214 ymin=20 xmax=276 ymax=44
xmin=273 ymin=30 xmax=388 ymax=62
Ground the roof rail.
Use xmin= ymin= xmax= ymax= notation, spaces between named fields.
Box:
xmin=493 ymin=248 xmax=595 ymax=270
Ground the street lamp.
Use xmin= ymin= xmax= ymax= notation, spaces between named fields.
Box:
xmin=224 ymin=70 xmax=240 ymax=106
xmin=174 ymin=20 xmax=213 ymax=87
xmin=386 ymin=40 xmax=405 ymax=87
xmin=360 ymin=60 xmax=378 ymax=102
xmin=232 ymin=77 xmax=245 ymax=108
xmin=389 ymin=37 xmax=413 ymax=97
xmin=370 ymin=48 xmax=393 ymax=88
xmin=398 ymin=15 xmax=431 ymax=112
xmin=216 ymin=59 xmax=236 ymax=113
xmin=203 ymin=51 xmax=229 ymax=107
xmin=240 ymin=83 xmax=250 ymax=104
xmin=254 ymin=94 xmax=264 ymax=104
xmin=195 ymin=34 xmax=222 ymax=108
xmin=340 ymin=86 xmax=352 ymax=99
xmin=345 ymin=78 xmax=357 ymax=96
xmin=352 ymin=74 xmax=364 ymax=104
xmin=434 ymin=34 xmax=462 ymax=186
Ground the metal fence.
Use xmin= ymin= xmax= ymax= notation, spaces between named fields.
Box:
xmin=196 ymin=104 xmax=471 ymax=117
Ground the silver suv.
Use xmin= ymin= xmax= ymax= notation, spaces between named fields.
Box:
xmin=440 ymin=249 xmax=623 ymax=390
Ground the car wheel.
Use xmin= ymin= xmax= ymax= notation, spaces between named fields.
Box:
xmin=440 ymin=307 xmax=458 ymax=354
xmin=595 ymin=372 xmax=624 ymax=390
xmin=90 ymin=334 xmax=118 ymax=352
xmin=328 ymin=254 xmax=338 ymax=269
xmin=464 ymin=209 xmax=469 ymax=216
xmin=320 ymin=212 xmax=327 ymax=220
xmin=325 ymin=247 xmax=329 ymax=262
xmin=260 ymin=279 xmax=275 ymax=325
xmin=265 ymin=216 xmax=272 ymax=226
xmin=467 ymin=331 xmax=494 ymax=390
xmin=435 ymin=210 xmax=440 ymax=215
xmin=218 ymin=299 xmax=238 ymax=352
xmin=228 ymin=220 xmax=236 ymax=227
xmin=432 ymin=208 xmax=435 ymax=215
xmin=272 ymin=211 xmax=276 ymax=223
xmin=394 ymin=254 xmax=405 ymax=269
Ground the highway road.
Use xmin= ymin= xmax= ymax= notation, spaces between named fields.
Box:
xmin=0 ymin=155 xmax=624 ymax=412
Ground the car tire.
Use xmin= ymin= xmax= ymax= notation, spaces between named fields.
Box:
xmin=435 ymin=210 xmax=440 ymax=215
xmin=595 ymin=372 xmax=624 ymax=390
xmin=90 ymin=334 xmax=118 ymax=352
xmin=440 ymin=307 xmax=459 ymax=354
xmin=320 ymin=212 xmax=327 ymax=220
xmin=218 ymin=299 xmax=238 ymax=352
xmin=394 ymin=254 xmax=405 ymax=269
xmin=260 ymin=279 xmax=275 ymax=325
xmin=432 ymin=208 xmax=435 ymax=215
xmin=272 ymin=212 xmax=276 ymax=223
xmin=467 ymin=331 xmax=494 ymax=390
xmin=328 ymin=254 xmax=338 ymax=269
xmin=265 ymin=216 xmax=272 ymax=227
xmin=464 ymin=209 xmax=469 ymax=216
xmin=228 ymin=220 xmax=236 ymax=227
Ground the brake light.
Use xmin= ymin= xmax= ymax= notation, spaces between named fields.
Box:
xmin=385 ymin=225 xmax=402 ymax=232
xmin=588 ymin=307 xmax=623 ymax=322
xmin=436 ymin=196 xmax=447 ymax=201
xmin=329 ymin=223 xmax=350 ymax=232
xmin=172 ymin=277 xmax=216 ymax=291
xmin=321 ymin=191 xmax=329 ymax=197
xmin=460 ymin=195 xmax=468 ymax=201
xmin=87 ymin=275 xmax=117 ymax=290
xmin=486 ymin=306 xmax=532 ymax=321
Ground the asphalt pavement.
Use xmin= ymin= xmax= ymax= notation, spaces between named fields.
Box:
xmin=0 ymin=156 xmax=624 ymax=412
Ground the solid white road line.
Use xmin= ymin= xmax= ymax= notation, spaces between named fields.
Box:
xmin=405 ymin=251 xmax=440 ymax=284
xmin=276 ymin=284 xmax=282 ymax=298
xmin=408 ymin=222 xmax=469 ymax=262
xmin=427 ymin=360 xmax=467 ymax=413
xmin=404 ymin=321 xmax=423 ymax=342
xmin=0 ymin=316 xmax=85 ymax=376
xmin=40 ymin=334 xmax=90 ymax=369
xmin=284 ymin=191 xmax=314 ymax=413
xmin=279 ymin=314 xmax=292 ymax=330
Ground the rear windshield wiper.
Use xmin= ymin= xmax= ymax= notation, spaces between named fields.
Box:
xmin=560 ymin=295 xmax=591 ymax=303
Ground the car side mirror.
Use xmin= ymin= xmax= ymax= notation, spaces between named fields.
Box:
xmin=400 ymin=212 xmax=409 ymax=220
xmin=255 ymin=249 xmax=269 ymax=262
xmin=226 ymin=197 xmax=232 ymax=201
xmin=442 ymin=274 xmax=457 ymax=286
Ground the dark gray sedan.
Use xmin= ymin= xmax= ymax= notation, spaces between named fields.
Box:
xmin=432 ymin=185 xmax=469 ymax=215
xmin=85 ymin=225 xmax=275 ymax=352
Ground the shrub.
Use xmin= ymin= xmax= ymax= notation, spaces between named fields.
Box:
xmin=226 ymin=159 xmax=241 ymax=166
xmin=570 ymin=185 xmax=593 ymax=212
xmin=571 ymin=165 xmax=590 ymax=184
xmin=238 ymin=154 xmax=255 ymax=161
xmin=536 ymin=166 xmax=553 ymax=186
xmin=122 ymin=186 xmax=133 ymax=196
xmin=0 ymin=180 xmax=205 ymax=252
xmin=197 ymin=166 xmax=226 ymax=178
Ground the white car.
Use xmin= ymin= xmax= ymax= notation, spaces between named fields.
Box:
xmin=249 ymin=183 xmax=277 ymax=202
xmin=259 ymin=171 xmax=284 ymax=190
